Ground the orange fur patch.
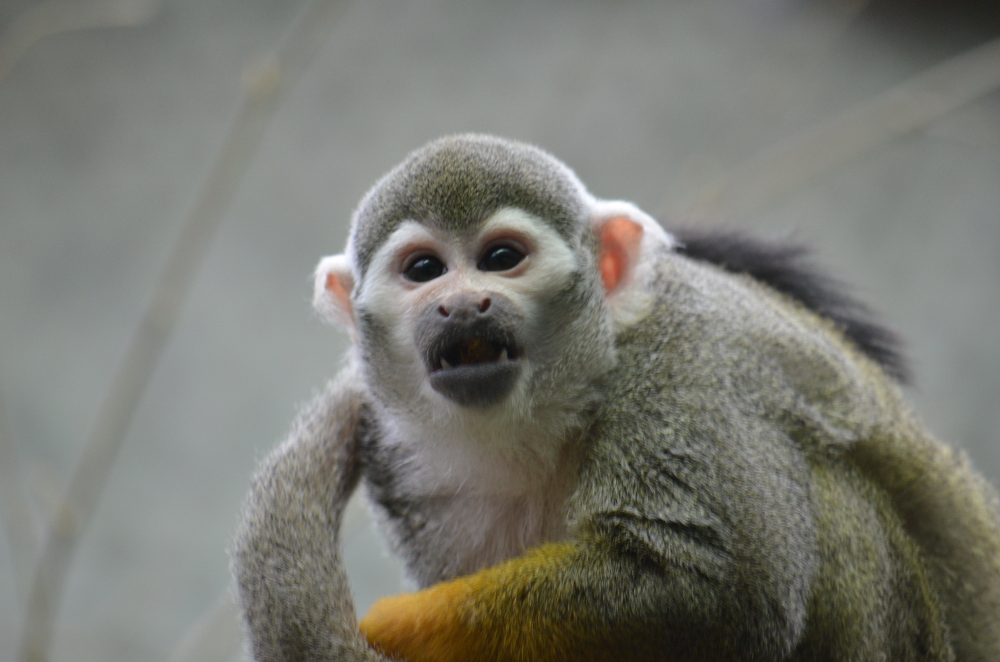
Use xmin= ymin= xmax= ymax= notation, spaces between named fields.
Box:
xmin=360 ymin=577 xmax=476 ymax=662
xmin=359 ymin=544 xmax=580 ymax=662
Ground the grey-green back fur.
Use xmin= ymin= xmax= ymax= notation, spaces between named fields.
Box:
xmin=569 ymin=249 xmax=999 ymax=660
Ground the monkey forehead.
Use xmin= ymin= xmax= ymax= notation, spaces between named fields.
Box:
xmin=350 ymin=134 xmax=590 ymax=276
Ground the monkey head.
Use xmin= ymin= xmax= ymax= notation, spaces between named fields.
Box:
xmin=313 ymin=135 xmax=672 ymax=442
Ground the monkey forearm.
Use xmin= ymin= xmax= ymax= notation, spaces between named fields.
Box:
xmin=233 ymin=373 xmax=388 ymax=662
xmin=359 ymin=541 xmax=726 ymax=662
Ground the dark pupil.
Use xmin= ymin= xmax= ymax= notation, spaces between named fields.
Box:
xmin=480 ymin=246 xmax=524 ymax=272
xmin=405 ymin=256 xmax=446 ymax=282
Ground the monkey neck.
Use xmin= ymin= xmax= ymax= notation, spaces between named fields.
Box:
xmin=377 ymin=394 xmax=593 ymax=492
xmin=368 ymin=415 xmax=586 ymax=584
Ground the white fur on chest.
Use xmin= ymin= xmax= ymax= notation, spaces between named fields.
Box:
xmin=372 ymin=412 xmax=582 ymax=583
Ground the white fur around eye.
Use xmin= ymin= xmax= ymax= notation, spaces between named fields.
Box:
xmin=358 ymin=212 xmax=581 ymax=322
xmin=355 ymin=221 xmax=441 ymax=372
xmin=470 ymin=208 xmax=580 ymax=305
xmin=357 ymin=221 xmax=440 ymax=309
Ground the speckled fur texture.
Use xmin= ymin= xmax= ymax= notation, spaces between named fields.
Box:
xmin=231 ymin=372 xmax=392 ymax=662
xmin=232 ymin=135 xmax=1000 ymax=662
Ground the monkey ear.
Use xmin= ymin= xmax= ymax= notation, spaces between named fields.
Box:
xmin=595 ymin=215 xmax=644 ymax=295
xmin=591 ymin=200 xmax=672 ymax=293
xmin=313 ymin=254 xmax=357 ymax=336
xmin=591 ymin=200 xmax=674 ymax=326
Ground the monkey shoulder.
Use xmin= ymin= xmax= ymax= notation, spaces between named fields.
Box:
xmin=671 ymin=227 xmax=909 ymax=383
xmin=564 ymin=248 xmax=940 ymax=655
xmin=606 ymin=247 xmax=906 ymax=449
xmin=571 ymin=247 xmax=908 ymax=572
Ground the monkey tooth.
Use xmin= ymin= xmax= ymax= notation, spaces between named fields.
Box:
xmin=432 ymin=337 xmax=522 ymax=373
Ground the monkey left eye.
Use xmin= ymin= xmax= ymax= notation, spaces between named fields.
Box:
xmin=403 ymin=255 xmax=447 ymax=282
xmin=479 ymin=246 xmax=525 ymax=272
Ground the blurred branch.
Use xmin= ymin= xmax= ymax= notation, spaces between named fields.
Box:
xmin=162 ymin=493 xmax=378 ymax=662
xmin=166 ymin=594 xmax=243 ymax=662
xmin=18 ymin=1 xmax=351 ymax=661
xmin=664 ymin=35 xmax=1000 ymax=222
xmin=665 ymin=0 xmax=871 ymax=207
xmin=0 ymin=375 xmax=37 ymax=603
xmin=0 ymin=0 xmax=160 ymax=85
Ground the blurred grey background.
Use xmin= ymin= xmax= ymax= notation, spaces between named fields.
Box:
xmin=0 ymin=0 xmax=998 ymax=660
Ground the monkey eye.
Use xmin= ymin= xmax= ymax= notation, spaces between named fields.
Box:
xmin=403 ymin=255 xmax=447 ymax=282
xmin=478 ymin=245 xmax=525 ymax=272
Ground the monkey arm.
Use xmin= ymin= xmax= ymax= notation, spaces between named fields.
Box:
xmin=232 ymin=369 xmax=392 ymax=662
xmin=359 ymin=519 xmax=793 ymax=662
xmin=359 ymin=539 xmax=683 ymax=662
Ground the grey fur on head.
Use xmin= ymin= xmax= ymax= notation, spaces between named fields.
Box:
xmin=349 ymin=134 xmax=590 ymax=276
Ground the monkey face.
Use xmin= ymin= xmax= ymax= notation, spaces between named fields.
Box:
xmin=353 ymin=207 xmax=583 ymax=410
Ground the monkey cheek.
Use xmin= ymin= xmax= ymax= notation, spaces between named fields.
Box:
xmin=428 ymin=361 xmax=522 ymax=408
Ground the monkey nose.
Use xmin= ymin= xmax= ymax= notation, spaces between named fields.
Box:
xmin=437 ymin=293 xmax=491 ymax=318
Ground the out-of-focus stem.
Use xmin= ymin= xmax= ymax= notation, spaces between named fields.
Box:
xmin=0 ymin=376 xmax=37 ymax=603
xmin=18 ymin=1 xmax=350 ymax=661
xmin=0 ymin=0 xmax=160 ymax=85
xmin=666 ymin=35 xmax=1000 ymax=221
xmin=165 ymin=594 xmax=243 ymax=662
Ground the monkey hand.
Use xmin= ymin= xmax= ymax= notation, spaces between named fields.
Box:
xmin=359 ymin=578 xmax=480 ymax=662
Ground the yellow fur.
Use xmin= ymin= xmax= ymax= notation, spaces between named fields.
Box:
xmin=360 ymin=544 xmax=616 ymax=662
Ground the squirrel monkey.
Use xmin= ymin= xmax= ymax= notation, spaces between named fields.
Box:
xmin=232 ymin=134 xmax=1000 ymax=661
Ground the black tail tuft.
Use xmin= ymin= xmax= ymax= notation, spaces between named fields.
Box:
xmin=672 ymin=227 xmax=911 ymax=384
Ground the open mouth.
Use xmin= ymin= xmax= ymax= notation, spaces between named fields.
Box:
xmin=433 ymin=338 xmax=521 ymax=372
xmin=426 ymin=333 xmax=524 ymax=407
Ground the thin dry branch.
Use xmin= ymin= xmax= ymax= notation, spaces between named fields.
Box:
xmin=18 ymin=1 xmax=351 ymax=661
xmin=0 ymin=0 xmax=161 ymax=601
xmin=0 ymin=376 xmax=37 ymax=603
xmin=0 ymin=0 xmax=160 ymax=84
xmin=665 ymin=0 xmax=871 ymax=206
xmin=663 ymin=35 xmax=1000 ymax=222
xmin=165 ymin=594 xmax=243 ymax=662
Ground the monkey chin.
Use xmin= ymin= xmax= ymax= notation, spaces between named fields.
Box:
xmin=428 ymin=360 xmax=522 ymax=408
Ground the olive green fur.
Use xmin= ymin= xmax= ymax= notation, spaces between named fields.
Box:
xmin=562 ymin=250 xmax=1000 ymax=660
xmin=232 ymin=135 xmax=1000 ymax=661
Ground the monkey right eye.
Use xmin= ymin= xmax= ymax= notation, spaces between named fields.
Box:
xmin=479 ymin=245 xmax=525 ymax=272
xmin=403 ymin=255 xmax=447 ymax=282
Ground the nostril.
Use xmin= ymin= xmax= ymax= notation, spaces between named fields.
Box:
xmin=479 ymin=298 xmax=491 ymax=313
xmin=439 ymin=305 xmax=450 ymax=317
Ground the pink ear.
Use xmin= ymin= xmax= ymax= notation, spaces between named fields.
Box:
xmin=597 ymin=217 xmax=644 ymax=294
xmin=325 ymin=271 xmax=352 ymax=309
xmin=314 ymin=254 xmax=356 ymax=330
